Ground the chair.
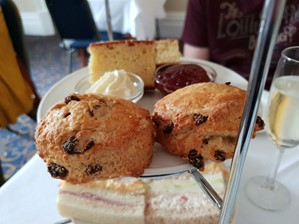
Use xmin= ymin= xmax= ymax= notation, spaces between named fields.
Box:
xmin=45 ymin=0 xmax=102 ymax=73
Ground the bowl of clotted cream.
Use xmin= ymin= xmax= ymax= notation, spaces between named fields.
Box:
xmin=75 ymin=69 xmax=144 ymax=103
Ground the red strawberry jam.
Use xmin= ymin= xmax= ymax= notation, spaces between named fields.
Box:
xmin=155 ymin=63 xmax=214 ymax=95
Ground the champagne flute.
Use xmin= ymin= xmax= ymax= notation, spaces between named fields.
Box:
xmin=245 ymin=46 xmax=299 ymax=211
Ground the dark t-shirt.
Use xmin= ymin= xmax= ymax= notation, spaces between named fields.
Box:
xmin=182 ymin=0 xmax=299 ymax=89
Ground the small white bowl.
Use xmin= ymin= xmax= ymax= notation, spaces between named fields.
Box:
xmin=75 ymin=72 xmax=144 ymax=103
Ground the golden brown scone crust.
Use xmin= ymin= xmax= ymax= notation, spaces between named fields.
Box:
xmin=152 ymin=82 xmax=264 ymax=169
xmin=35 ymin=93 xmax=155 ymax=183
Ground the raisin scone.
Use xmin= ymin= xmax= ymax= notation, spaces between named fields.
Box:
xmin=35 ymin=93 xmax=155 ymax=184
xmin=152 ymin=82 xmax=264 ymax=170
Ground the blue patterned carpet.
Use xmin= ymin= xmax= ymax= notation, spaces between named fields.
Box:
xmin=0 ymin=35 xmax=82 ymax=180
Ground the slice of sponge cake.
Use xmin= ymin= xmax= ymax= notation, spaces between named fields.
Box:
xmin=155 ymin=39 xmax=181 ymax=65
xmin=88 ymin=40 xmax=156 ymax=89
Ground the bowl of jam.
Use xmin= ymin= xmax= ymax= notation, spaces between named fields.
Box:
xmin=154 ymin=62 xmax=217 ymax=95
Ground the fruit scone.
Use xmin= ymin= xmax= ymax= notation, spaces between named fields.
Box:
xmin=35 ymin=93 xmax=155 ymax=184
xmin=152 ymin=82 xmax=265 ymax=170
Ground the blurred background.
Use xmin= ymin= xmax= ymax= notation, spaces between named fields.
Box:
xmin=13 ymin=0 xmax=188 ymax=39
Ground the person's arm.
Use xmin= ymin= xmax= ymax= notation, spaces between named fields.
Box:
xmin=181 ymin=0 xmax=210 ymax=60
xmin=183 ymin=43 xmax=210 ymax=60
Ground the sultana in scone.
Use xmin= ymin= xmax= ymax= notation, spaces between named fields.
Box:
xmin=152 ymin=82 xmax=264 ymax=170
xmin=35 ymin=93 xmax=155 ymax=184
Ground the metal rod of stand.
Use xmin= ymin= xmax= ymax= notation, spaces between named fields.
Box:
xmin=218 ymin=0 xmax=286 ymax=223
xmin=189 ymin=168 xmax=223 ymax=210
xmin=105 ymin=0 xmax=113 ymax=41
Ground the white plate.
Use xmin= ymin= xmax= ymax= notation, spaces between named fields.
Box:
xmin=37 ymin=58 xmax=267 ymax=177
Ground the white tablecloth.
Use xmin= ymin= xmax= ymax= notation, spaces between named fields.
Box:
xmin=87 ymin=0 xmax=166 ymax=40
xmin=1 ymin=135 xmax=298 ymax=224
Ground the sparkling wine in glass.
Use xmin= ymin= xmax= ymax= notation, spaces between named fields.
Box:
xmin=245 ymin=46 xmax=299 ymax=211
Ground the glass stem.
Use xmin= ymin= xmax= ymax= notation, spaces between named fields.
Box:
xmin=266 ymin=147 xmax=285 ymax=189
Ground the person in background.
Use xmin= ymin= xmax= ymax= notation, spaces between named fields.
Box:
xmin=182 ymin=0 xmax=299 ymax=89
xmin=0 ymin=0 xmax=40 ymax=127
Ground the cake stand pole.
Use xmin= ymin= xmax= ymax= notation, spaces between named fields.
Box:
xmin=189 ymin=168 xmax=223 ymax=210
xmin=105 ymin=0 xmax=113 ymax=41
xmin=218 ymin=0 xmax=286 ymax=223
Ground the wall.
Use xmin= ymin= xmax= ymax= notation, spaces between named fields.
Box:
xmin=159 ymin=0 xmax=188 ymax=39
xmin=13 ymin=0 xmax=37 ymax=11
xmin=12 ymin=0 xmax=188 ymax=38
xmin=165 ymin=0 xmax=188 ymax=11
xmin=12 ymin=0 xmax=55 ymax=35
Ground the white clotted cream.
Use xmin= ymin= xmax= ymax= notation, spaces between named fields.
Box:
xmin=86 ymin=70 xmax=140 ymax=98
